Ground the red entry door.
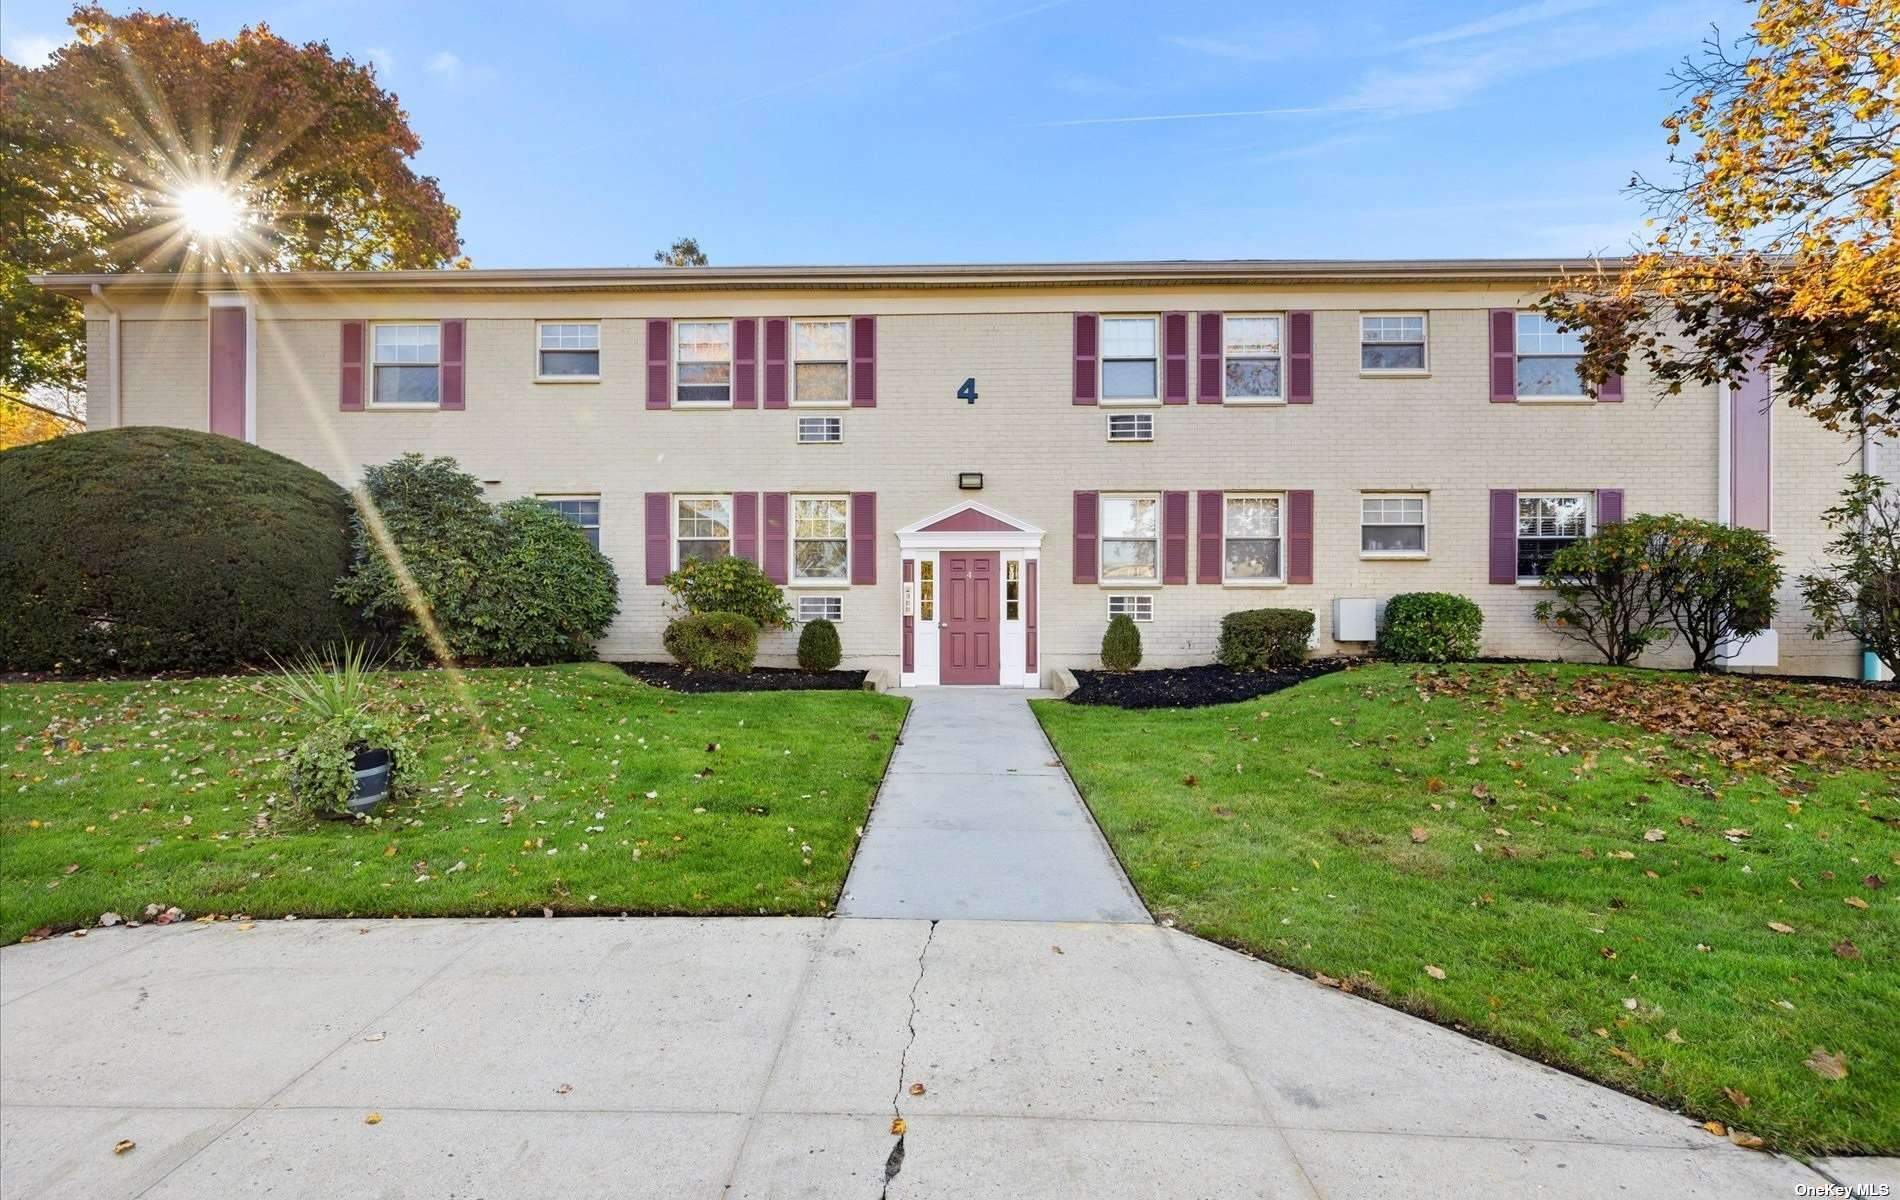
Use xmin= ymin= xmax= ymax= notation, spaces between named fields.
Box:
xmin=939 ymin=552 xmax=1000 ymax=685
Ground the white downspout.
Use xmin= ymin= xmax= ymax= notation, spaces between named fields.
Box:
xmin=1862 ymin=420 xmax=1886 ymax=681
xmin=1716 ymin=378 xmax=1734 ymax=524
xmin=89 ymin=284 xmax=121 ymax=429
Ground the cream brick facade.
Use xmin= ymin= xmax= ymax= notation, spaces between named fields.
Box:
xmin=45 ymin=262 xmax=1869 ymax=683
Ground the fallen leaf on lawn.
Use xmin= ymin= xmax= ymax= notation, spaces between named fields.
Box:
xmin=1844 ymin=897 xmax=1869 ymax=910
xmin=1622 ymin=997 xmax=1639 ymax=1010
xmin=1664 ymin=1028 xmax=1685 ymax=1044
xmin=1608 ymin=1046 xmax=1643 ymax=1068
xmin=1592 ymin=1028 xmax=1610 ymax=1038
xmin=1804 ymin=1048 xmax=1848 ymax=1080
xmin=1314 ymin=973 xmax=1341 ymax=988
xmin=890 ymin=1117 xmax=906 ymax=1136
xmin=908 ymin=1082 xmax=926 ymax=1096
xmin=1426 ymin=777 xmax=1445 ymax=793
xmin=1424 ymin=964 xmax=1446 ymax=980
xmin=113 ymin=1139 xmax=135 ymax=1155
xmin=63 ymin=863 xmax=80 ymax=875
xmin=1702 ymin=1121 xmax=1726 ymax=1137
xmin=1865 ymin=873 xmax=1887 ymax=890
xmin=1410 ymin=827 xmax=1429 ymax=844
xmin=1610 ymin=850 xmax=1636 ymax=860
xmin=1643 ymin=829 xmax=1665 ymax=842
xmin=1833 ymin=939 xmax=1861 ymax=960
xmin=1723 ymin=1087 xmax=1751 ymax=1109
xmin=1766 ymin=922 xmax=1795 ymax=935
xmin=1728 ymin=1130 xmax=1765 ymax=1150
xmin=364 ymin=1113 xmax=382 ymax=1125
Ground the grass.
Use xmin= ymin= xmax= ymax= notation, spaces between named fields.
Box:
xmin=1033 ymin=663 xmax=1899 ymax=1157
xmin=1 ymin=663 xmax=907 ymax=941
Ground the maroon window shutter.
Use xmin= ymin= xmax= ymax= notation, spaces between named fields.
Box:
xmin=851 ymin=316 xmax=876 ymax=408
xmin=645 ymin=492 xmax=671 ymax=584
xmin=1072 ymin=491 xmax=1098 ymax=583
xmin=1197 ymin=312 xmax=1223 ymax=403
xmin=1196 ymin=490 xmax=1223 ymax=582
xmin=339 ymin=321 xmax=365 ymax=411
xmin=1287 ymin=489 xmax=1314 ymax=584
xmin=733 ymin=319 xmax=758 ymax=409
xmin=646 ymin=319 xmax=671 ymax=410
xmin=1287 ymin=311 xmax=1314 ymax=404
xmin=1073 ymin=314 xmax=1099 ymax=405
xmin=1162 ymin=491 xmax=1188 ymax=582
xmin=1162 ymin=312 xmax=1189 ymax=405
xmin=1597 ymin=488 xmax=1625 ymax=527
xmin=440 ymin=319 xmax=466 ymax=410
xmin=850 ymin=491 xmax=877 ymax=584
xmin=902 ymin=559 xmax=915 ymax=673
xmin=1489 ymin=489 xmax=1518 ymax=584
xmin=733 ymin=492 xmax=759 ymax=563
xmin=763 ymin=319 xmax=788 ymax=409
xmin=1598 ymin=371 xmax=1624 ymax=402
xmin=1489 ymin=310 xmax=1517 ymax=403
xmin=763 ymin=492 xmax=789 ymax=583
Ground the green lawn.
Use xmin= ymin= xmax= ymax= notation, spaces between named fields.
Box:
xmin=1 ymin=663 xmax=907 ymax=940
xmin=1034 ymin=663 xmax=1899 ymax=1157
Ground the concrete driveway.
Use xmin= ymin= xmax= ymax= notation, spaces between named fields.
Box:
xmin=4 ymin=916 xmax=1877 ymax=1199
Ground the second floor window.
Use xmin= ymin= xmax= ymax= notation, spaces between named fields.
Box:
xmin=676 ymin=321 xmax=732 ymax=404
xmin=1515 ymin=314 xmax=1586 ymax=397
xmin=1100 ymin=494 xmax=1159 ymax=581
xmin=538 ymin=323 xmax=600 ymax=378
xmin=793 ymin=319 xmax=850 ymax=404
xmin=793 ymin=496 xmax=849 ymax=581
xmin=676 ymin=495 xmax=733 ymax=564
xmin=372 ymin=323 xmax=440 ymax=406
xmin=1224 ymin=315 xmax=1283 ymax=400
xmin=1361 ymin=315 xmax=1426 ymax=371
xmin=1101 ymin=317 xmax=1158 ymax=401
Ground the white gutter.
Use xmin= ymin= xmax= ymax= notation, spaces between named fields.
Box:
xmin=89 ymin=283 xmax=121 ymax=429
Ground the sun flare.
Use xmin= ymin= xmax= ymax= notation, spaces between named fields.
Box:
xmin=173 ymin=183 xmax=243 ymax=239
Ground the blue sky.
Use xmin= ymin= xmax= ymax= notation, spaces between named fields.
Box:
xmin=3 ymin=0 xmax=1746 ymax=267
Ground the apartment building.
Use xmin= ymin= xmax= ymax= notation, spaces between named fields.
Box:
xmin=34 ymin=260 xmax=1870 ymax=685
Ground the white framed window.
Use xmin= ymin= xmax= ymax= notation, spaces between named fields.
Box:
xmin=792 ymin=319 xmax=851 ymax=405
xmin=918 ymin=560 xmax=935 ymax=621
xmin=537 ymin=495 xmax=601 ymax=550
xmin=675 ymin=494 xmax=733 ymax=565
xmin=1361 ymin=314 xmax=1427 ymax=372
xmin=793 ymin=495 xmax=849 ymax=582
xmin=675 ymin=320 xmax=733 ymax=405
xmin=798 ymin=594 xmax=843 ymax=622
xmin=1005 ymin=560 xmax=1021 ymax=620
xmin=1107 ymin=412 xmax=1154 ymax=442
xmin=1107 ymin=594 xmax=1154 ymax=622
xmin=1515 ymin=313 xmax=1586 ymax=397
xmin=1223 ymin=314 xmax=1283 ymax=402
xmin=1223 ymin=494 xmax=1284 ymax=583
xmin=536 ymin=322 xmax=600 ymax=380
xmin=1100 ymin=316 xmax=1159 ymax=403
xmin=1361 ymin=493 xmax=1427 ymax=557
xmin=370 ymin=323 xmax=440 ymax=407
xmin=1516 ymin=492 xmax=1592 ymax=580
xmin=797 ymin=415 xmax=843 ymax=443
xmin=1100 ymin=493 xmax=1160 ymax=582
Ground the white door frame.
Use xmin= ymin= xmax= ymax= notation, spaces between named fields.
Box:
xmin=896 ymin=501 xmax=1043 ymax=687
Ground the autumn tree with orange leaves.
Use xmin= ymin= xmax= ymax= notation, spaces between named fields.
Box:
xmin=1543 ymin=0 xmax=1900 ymax=433
xmin=0 ymin=5 xmax=463 ymax=406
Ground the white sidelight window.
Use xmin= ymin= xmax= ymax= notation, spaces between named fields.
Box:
xmin=1361 ymin=314 xmax=1427 ymax=372
xmin=1223 ymin=315 xmax=1283 ymax=401
xmin=1107 ymin=594 xmax=1154 ymax=622
xmin=1099 ymin=494 xmax=1160 ymax=581
xmin=1005 ymin=560 xmax=1021 ymax=620
xmin=792 ymin=319 xmax=850 ymax=405
xmin=371 ymin=323 xmax=441 ymax=406
xmin=1516 ymin=493 xmax=1591 ymax=579
xmin=1223 ymin=494 xmax=1284 ymax=582
xmin=1100 ymin=317 xmax=1159 ymax=402
xmin=536 ymin=322 xmax=600 ymax=379
xmin=1515 ymin=314 xmax=1586 ymax=397
xmin=675 ymin=495 xmax=733 ymax=564
xmin=537 ymin=496 xmax=601 ymax=550
xmin=1361 ymin=493 xmax=1428 ymax=556
xmin=675 ymin=320 xmax=733 ymax=404
xmin=793 ymin=496 xmax=850 ymax=581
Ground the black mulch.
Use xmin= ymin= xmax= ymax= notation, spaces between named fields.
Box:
xmin=615 ymin=661 xmax=868 ymax=694
xmin=1065 ymin=658 xmax=1354 ymax=710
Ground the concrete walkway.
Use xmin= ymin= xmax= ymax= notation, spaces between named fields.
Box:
xmin=837 ymin=688 xmax=1148 ymax=922
xmin=3 ymin=918 xmax=1875 ymax=1199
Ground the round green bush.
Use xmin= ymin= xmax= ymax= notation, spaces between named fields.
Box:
xmin=1100 ymin=613 xmax=1143 ymax=672
xmin=663 ymin=611 xmax=759 ymax=673
xmin=1378 ymin=592 xmax=1484 ymax=663
xmin=797 ymin=618 xmax=843 ymax=672
xmin=663 ymin=555 xmax=792 ymax=630
xmin=0 ymin=427 xmax=353 ymax=672
xmin=1217 ymin=608 xmax=1313 ymax=672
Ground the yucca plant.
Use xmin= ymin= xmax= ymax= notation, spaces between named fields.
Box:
xmin=263 ymin=640 xmax=382 ymax=722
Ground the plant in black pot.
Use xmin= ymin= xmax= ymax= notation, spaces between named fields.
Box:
xmin=265 ymin=642 xmax=411 ymax=818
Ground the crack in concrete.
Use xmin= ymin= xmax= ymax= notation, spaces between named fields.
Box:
xmin=880 ymin=920 xmax=937 ymax=1199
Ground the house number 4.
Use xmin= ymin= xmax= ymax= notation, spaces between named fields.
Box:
xmin=957 ymin=377 xmax=979 ymax=404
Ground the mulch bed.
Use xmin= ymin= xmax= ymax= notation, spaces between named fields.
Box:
xmin=1065 ymin=659 xmax=1353 ymax=710
xmin=615 ymin=662 xmax=868 ymax=694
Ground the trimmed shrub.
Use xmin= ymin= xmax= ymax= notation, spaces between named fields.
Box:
xmin=482 ymin=500 xmax=620 ymax=664
xmin=664 ymin=612 xmax=760 ymax=673
xmin=663 ymin=555 xmax=792 ymax=631
xmin=1378 ymin=592 xmax=1484 ymax=663
xmin=797 ymin=618 xmax=843 ymax=672
xmin=1643 ymin=514 xmax=1779 ymax=670
xmin=1533 ymin=518 xmax=1671 ymax=666
xmin=0 ymin=427 xmax=353 ymax=672
xmin=1218 ymin=608 xmax=1313 ymax=672
xmin=1100 ymin=613 xmax=1143 ymax=672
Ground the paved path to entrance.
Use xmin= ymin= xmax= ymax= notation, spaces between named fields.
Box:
xmin=3 ymin=918 xmax=1872 ymax=1199
xmin=837 ymin=687 xmax=1148 ymax=922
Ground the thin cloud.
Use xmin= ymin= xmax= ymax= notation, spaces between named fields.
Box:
xmin=1036 ymin=103 xmax=1381 ymax=128
xmin=1168 ymin=20 xmax=1326 ymax=64
xmin=426 ymin=51 xmax=462 ymax=77
xmin=2 ymin=32 xmax=62 ymax=68
xmin=365 ymin=47 xmax=396 ymax=78
xmin=1398 ymin=0 xmax=1607 ymax=50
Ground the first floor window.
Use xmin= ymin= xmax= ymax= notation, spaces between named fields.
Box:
xmin=1100 ymin=494 xmax=1159 ymax=581
xmin=1101 ymin=317 xmax=1158 ymax=401
xmin=1361 ymin=494 xmax=1427 ymax=555
xmin=1224 ymin=495 xmax=1283 ymax=582
xmin=918 ymin=560 xmax=934 ymax=621
xmin=1107 ymin=594 xmax=1154 ymax=622
xmin=1224 ymin=314 xmax=1283 ymax=400
xmin=676 ymin=320 xmax=733 ymax=404
xmin=537 ymin=323 xmax=600 ymax=378
xmin=676 ymin=495 xmax=733 ymax=565
xmin=799 ymin=594 xmax=843 ymax=622
xmin=1515 ymin=313 xmax=1585 ymax=397
xmin=793 ymin=319 xmax=850 ymax=404
xmin=371 ymin=323 xmax=440 ymax=406
xmin=1517 ymin=493 xmax=1590 ymax=579
xmin=1361 ymin=315 xmax=1426 ymax=371
xmin=1005 ymin=560 xmax=1020 ymax=620
xmin=793 ymin=496 xmax=849 ymax=581
xmin=538 ymin=496 xmax=601 ymax=550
